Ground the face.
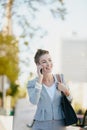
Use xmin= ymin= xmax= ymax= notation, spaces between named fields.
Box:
xmin=38 ymin=54 xmax=53 ymax=73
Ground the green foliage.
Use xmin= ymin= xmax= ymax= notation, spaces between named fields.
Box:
xmin=6 ymin=82 xmax=19 ymax=96
xmin=6 ymin=83 xmax=27 ymax=108
xmin=0 ymin=33 xmax=19 ymax=82
xmin=11 ymin=87 xmax=27 ymax=108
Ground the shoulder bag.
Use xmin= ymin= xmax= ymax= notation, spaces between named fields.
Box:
xmin=57 ymin=74 xmax=78 ymax=126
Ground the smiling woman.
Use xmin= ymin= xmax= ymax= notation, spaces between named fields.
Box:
xmin=27 ymin=49 xmax=72 ymax=130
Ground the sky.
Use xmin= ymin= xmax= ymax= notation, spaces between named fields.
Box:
xmin=16 ymin=0 xmax=87 ymax=86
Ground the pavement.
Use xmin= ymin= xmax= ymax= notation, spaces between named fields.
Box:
xmin=0 ymin=98 xmax=36 ymax=130
xmin=0 ymin=115 xmax=13 ymax=130
xmin=13 ymin=98 xmax=37 ymax=130
xmin=0 ymin=120 xmax=6 ymax=130
xmin=0 ymin=98 xmax=82 ymax=130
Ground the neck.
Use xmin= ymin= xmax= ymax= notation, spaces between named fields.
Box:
xmin=43 ymin=73 xmax=52 ymax=80
xmin=42 ymin=74 xmax=54 ymax=86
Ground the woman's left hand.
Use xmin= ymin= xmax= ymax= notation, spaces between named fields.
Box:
xmin=58 ymin=82 xmax=70 ymax=96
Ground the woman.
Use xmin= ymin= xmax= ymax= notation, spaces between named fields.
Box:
xmin=27 ymin=49 xmax=72 ymax=130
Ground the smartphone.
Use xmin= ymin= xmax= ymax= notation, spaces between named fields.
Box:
xmin=40 ymin=69 xmax=42 ymax=74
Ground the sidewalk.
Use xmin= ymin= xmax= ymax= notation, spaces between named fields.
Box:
xmin=0 ymin=120 xmax=6 ymax=130
xmin=0 ymin=98 xmax=36 ymax=130
xmin=0 ymin=98 xmax=81 ymax=130
xmin=13 ymin=98 xmax=37 ymax=130
xmin=0 ymin=115 xmax=13 ymax=130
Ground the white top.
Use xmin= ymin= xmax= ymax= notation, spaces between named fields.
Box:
xmin=43 ymin=83 xmax=56 ymax=101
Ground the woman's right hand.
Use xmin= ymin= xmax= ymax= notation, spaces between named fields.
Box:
xmin=37 ymin=65 xmax=43 ymax=84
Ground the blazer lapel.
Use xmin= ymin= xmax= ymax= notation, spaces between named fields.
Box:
xmin=41 ymin=74 xmax=60 ymax=103
xmin=42 ymin=85 xmax=52 ymax=102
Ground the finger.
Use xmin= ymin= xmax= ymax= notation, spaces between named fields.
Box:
xmin=58 ymin=82 xmax=61 ymax=84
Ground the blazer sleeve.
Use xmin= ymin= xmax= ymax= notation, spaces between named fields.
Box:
xmin=60 ymin=74 xmax=73 ymax=102
xmin=27 ymin=78 xmax=42 ymax=105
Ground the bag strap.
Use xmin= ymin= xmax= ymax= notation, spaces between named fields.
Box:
xmin=56 ymin=74 xmax=65 ymax=95
xmin=56 ymin=74 xmax=62 ymax=83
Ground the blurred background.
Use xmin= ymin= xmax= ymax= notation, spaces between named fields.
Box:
xmin=0 ymin=0 xmax=87 ymax=130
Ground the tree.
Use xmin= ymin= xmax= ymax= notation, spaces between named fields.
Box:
xmin=0 ymin=0 xmax=67 ymax=73
xmin=0 ymin=34 xmax=19 ymax=82
xmin=6 ymin=82 xmax=27 ymax=109
xmin=0 ymin=0 xmax=19 ymax=82
xmin=0 ymin=0 xmax=19 ymax=108
xmin=0 ymin=0 xmax=66 ymax=38
xmin=0 ymin=0 xmax=66 ymax=108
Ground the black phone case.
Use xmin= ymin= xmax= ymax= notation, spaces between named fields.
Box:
xmin=40 ymin=69 xmax=42 ymax=74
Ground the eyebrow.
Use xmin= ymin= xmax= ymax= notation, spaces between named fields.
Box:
xmin=41 ymin=58 xmax=52 ymax=62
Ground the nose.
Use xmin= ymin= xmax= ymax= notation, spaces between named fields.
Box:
xmin=46 ymin=61 xmax=50 ymax=66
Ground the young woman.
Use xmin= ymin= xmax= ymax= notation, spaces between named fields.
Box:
xmin=27 ymin=49 xmax=72 ymax=130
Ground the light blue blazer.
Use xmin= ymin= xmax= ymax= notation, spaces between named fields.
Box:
xmin=27 ymin=74 xmax=68 ymax=121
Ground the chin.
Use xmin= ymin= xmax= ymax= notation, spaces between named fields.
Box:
xmin=47 ymin=70 xmax=52 ymax=73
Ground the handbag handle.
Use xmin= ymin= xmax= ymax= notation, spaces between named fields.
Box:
xmin=56 ymin=74 xmax=62 ymax=83
xmin=56 ymin=74 xmax=63 ymax=93
xmin=56 ymin=74 xmax=66 ymax=95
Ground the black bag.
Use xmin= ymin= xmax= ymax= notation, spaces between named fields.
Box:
xmin=61 ymin=92 xmax=78 ymax=126
xmin=56 ymin=74 xmax=78 ymax=126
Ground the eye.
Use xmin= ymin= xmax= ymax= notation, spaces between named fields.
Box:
xmin=42 ymin=61 xmax=46 ymax=63
xmin=49 ymin=59 xmax=52 ymax=62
